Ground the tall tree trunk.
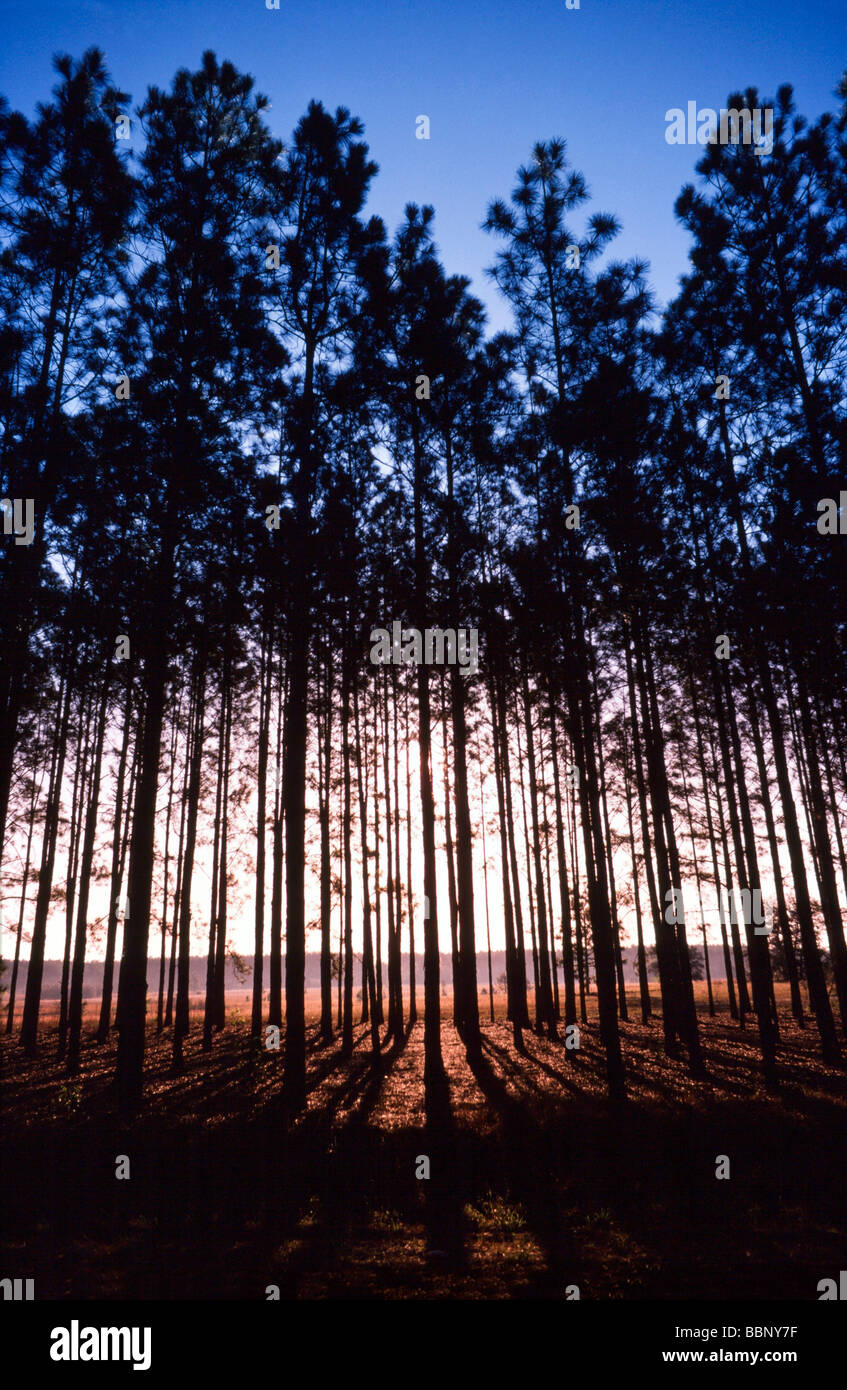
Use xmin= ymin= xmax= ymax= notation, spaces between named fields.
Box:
xmin=404 ymin=681 xmax=417 ymax=1025
xmin=342 ymin=651 xmax=354 ymax=1056
xmin=541 ymin=756 xmax=560 ymax=1021
xmin=706 ymin=685 xmax=750 ymax=1022
xmin=391 ymin=666 xmax=404 ymax=1035
xmin=675 ymin=720 xmax=712 ymax=1019
xmin=588 ymin=654 xmax=627 ymax=1023
xmin=268 ymin=655 xmax=285 ymax=1035
xmin=253 ymin=628 xmax=272 ymax=1041
xmin=165 ymin=705 xmax=191 ymax=1033
xmin=624 ymin=631 xmax=675 ymax=1034
xmin=569 ymin=637 xmax=625 ymax=1096
xmin=172 ymin=654 xmax=207 ymax=1072
xmin=718 ymin=657 xmax=778 ymax=1082
xmin=440 ymin=683 xmax=461 ymax=1028
xmin=20 ymin=633 xmax=77 ymax=1056
xmin=488 ymin=669 xmax=525 ymax=1048
xmin=382 ymin=665 xmax=402 ymax=1041
xmin=687 ymin=659 xmax=738 ymax=1021
xmin=319 ymin=654 xmax=335 ymax=1043
xmin=443 ymin=423 xmax=480 ymax=1055
xmin=794 ymin=670 xmax=847 ymax=1033
xmin=213 ymin=681 xmax=232 ymax=1033
xmin=622 ymin=721 xmax=651 ymax=1024
xmin=59 ymin=688 xmax=91 ymax=1056
xmin=203 ymin=687 xmax=227 ymax=1053
xmin=625 ymin=629 xmax=681 ymax=1051
xmin=116 ymin=530 xmax=176 ymax=1113
xmin=473 ymin=735 xmax=496 ymax=1025
xmin=548 ymin=690 xmax=577 ymax=1026
xmin=567 ymin=776 xmax=588 ymax=1024
xmin=410 ymin=403 xmax=441 ymax=1080
xmin=5 ymin=741 xmax=44 ymax=1034
xmin=515 ymin=702 xmax=541 ymax=1025
xmin=67 ymin=658 xmax=112 ymax=1073
xmin=498 ymin=670 xmax=531 ymax=1027
xmin=157 ymin=689 xmax=182 ymax=1034
xmin=98 ymin=678 xmax=137 ymax=1042
xmin=745 ymin=674 xmax=803 ymax=1023
xmin=281 ymin=333 xmax=315 ymax=1113
xmin=353 ymin=675 xmax=379 ymax=1056
xmin=714 ymin=408 xmax=839 ymax=1063
xmin=818 ymin=696 xmax=847 ymax=924
xmin=371 ymin=676 xmax=384 ymax=1028
xmin=643 ymin=641 xmax=704 ymax=1076
xmin=0 ymin=265 xmax=69 ymax=860
xmin=450 ymin=649 xmax=481 ymax=1059
xmin=520 ymin=665 xmax=556 ymax=1038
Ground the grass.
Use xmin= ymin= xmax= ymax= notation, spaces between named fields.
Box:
xmin=2 ymin=984 xmax=846 ymax=1299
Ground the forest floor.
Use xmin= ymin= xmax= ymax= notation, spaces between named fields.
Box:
xmin=2 ymin=985 xmax=846 ymax=1300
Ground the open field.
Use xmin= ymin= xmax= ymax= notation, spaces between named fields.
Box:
xmin=10 ymin=978 xmax=746 ymax=1028
xmin=3 ymin=985 xmax=846 ymax=1300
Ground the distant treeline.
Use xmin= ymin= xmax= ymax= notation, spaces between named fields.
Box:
xmin=6 ymin=948 xmax=736 ymax=1001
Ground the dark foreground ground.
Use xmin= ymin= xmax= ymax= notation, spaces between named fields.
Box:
xmin=2 ymin=987 xmax=846 ymax=1300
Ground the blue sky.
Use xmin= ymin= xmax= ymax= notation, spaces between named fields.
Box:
xmin=2 ymin=0 xmax=845 ymax=336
